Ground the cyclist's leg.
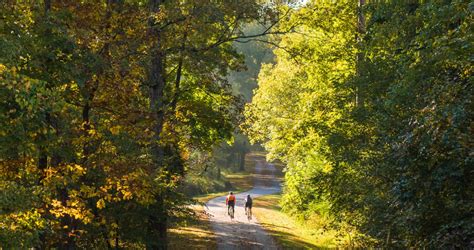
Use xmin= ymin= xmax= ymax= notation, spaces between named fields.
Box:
xmin=228 ymin=202 xmax=234 ymax=217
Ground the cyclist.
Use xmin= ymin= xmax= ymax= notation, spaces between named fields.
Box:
xmin=226 ymin=192 xmax=236 ymax=216
xmin=244 ymin=194 xmax=253 ymax=218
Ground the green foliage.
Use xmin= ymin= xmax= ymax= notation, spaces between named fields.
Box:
xmin=228 ymin=23 xmax=274 ymax=102
xmin=347 ymin=1 xmax=474 ymax=247
xmin=246 ymin=0 xmax=473 ymax=248
xmin=245 ymin=0 xmax=356 ymax=217
xmin=0 ymin=0 xmax=281 ymax=248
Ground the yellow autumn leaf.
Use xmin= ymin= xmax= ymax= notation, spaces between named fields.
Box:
xmin=109 ymin=126 xmax=121 ymax=135
xmin=122 ymin=190 xmax=133 ymax=200
xmin=96 ymin=199 xmax=106 ymax=210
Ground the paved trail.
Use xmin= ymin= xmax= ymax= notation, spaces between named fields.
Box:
xmin=206 ymin=155 xmax=282 ymax=249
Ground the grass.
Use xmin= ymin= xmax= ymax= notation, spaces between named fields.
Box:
xmin=224 ymin=171 xmax=254 ymax=191
xmin=253 ymin=194 xmax=346 ymax=249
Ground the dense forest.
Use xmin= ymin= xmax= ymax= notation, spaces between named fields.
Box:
xmin=0 ymin=0 xmax=285 ymax=248
xmin=245 ymin=0 xmax=473 ymax=248
xmin=1 ymin=0 xmax=472 ymax=249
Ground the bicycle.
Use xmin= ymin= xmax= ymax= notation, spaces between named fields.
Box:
xmin=228 ymin=205 xmax=235 ymax=219
xmin=226 ymin=192 xmax=236 ymax=220
xmin=244 ymin=194 xmax=253 ymax=221
xmin=245 ymin=206 xmax=252 ymax=221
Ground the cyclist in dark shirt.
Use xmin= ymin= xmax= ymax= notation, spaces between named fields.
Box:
xmin=244 ymin=194 xmax=253 ymax=219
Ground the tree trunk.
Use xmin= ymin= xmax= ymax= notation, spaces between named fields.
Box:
xmin=37 ymin=112 xmax=51 ymax=182
xmin=147 ymin=0 xmax=168 ymax=249
xmin=37 ymin=1 xmax=52 ymax=248
xmin=44 ymin=0 xmax=51 ymax=15
xmin=171 ymin=34 xmax=185 ymax=111
xmin=148 ymin=0 xmax=166 ymax=163
xmin=81 ymin=0 xmax=118 ymax=247
xmin=239 ymin=151 xmax=245 ymax=171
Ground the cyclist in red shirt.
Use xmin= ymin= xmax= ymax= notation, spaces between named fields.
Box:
xmin=226 ymin=192 xmax=236 ymax=216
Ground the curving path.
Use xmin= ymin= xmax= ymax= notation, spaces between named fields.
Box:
xmin=206 ymin=154 xmax=282 ymax=249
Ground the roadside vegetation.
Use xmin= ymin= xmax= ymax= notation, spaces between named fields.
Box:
xmin=245 ymin=1 xmax=473 ymax=248
xmin=253 ymin=194 xmax=347 ymax=249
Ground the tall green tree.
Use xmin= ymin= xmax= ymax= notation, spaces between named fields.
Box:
xmin=245 ymin=0 xmax=357 ymax=219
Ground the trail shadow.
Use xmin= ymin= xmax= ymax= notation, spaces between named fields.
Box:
xmin=168 ymin=228 xmax=216 ymax=250
xmin=210 ymin=220 xmax=281 ymax=250
xmin=168 ymin=220 xmax=217 ymax=249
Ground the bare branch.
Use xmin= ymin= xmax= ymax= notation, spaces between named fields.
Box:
xmin=235 ymin=38 xmax=303 ymax=64
xmin=164 ymin=8 xmax=295 ymax=54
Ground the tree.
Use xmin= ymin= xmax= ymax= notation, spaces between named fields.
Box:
xmin=244 ymin=4 xmax=361 ymax=246
xmin=1 ymin=0 xmax=288 ymax=248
